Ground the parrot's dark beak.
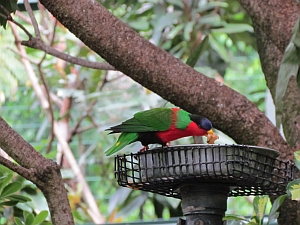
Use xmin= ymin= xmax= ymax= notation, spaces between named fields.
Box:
xmin=205 ymin=129 xmax=213 ymax=136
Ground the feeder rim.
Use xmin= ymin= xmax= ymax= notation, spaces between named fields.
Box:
xmin=147 ymin=144 xmax=280 ymax=157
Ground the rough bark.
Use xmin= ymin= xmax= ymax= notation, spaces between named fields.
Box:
xmin=236 ymin=1 xmax=300 ymax=224
xmin=38 ymin=0 xmax=289 ymax=156
xmin=237 ymin=0 xmax=300 ymax=138
xmin=282 ymin=76 xmax=300 ymax=147
xmin=238 ymin=0 xmax=299 ymax=54
xmin=0 ymin=117 xmax=74 ymax=225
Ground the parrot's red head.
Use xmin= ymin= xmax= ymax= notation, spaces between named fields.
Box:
xmin=189 ymin=114 xmax=213 ymax=133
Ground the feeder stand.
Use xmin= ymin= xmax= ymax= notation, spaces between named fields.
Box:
xmin=115 ymin=144 xmax=294 ymax=225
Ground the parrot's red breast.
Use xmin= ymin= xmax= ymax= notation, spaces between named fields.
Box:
xmin=156 ymin=108 xmax=207 ymax=143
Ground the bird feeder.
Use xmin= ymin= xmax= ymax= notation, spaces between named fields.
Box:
xmin=115 ymin=144 xmax=295 ymax=225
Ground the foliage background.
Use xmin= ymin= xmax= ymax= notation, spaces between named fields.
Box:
xmin=0 ymin=0 xmax=274 ymax=223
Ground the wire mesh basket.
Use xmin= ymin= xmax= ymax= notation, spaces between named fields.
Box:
xmin=115 ymin=144 xmax=295 ymax=198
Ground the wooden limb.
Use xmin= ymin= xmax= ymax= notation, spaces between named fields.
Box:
xmin=39 ymin=0 xmax=289 ymax=156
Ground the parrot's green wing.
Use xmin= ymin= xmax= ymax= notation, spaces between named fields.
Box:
xmin=105 ymin=133 xmax=139 ymax=156
xmin=108 ymin=108 xmax=173 ymax=133
xmin=176 ymin=109 xmax=192 ymax=129
xmin=134 ymin=108 xmax=173 ymax=130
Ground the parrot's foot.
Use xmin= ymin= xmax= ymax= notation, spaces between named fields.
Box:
xmin=139 ymin=146 xmax=149 ymax=152
xmin=161 ymin=143 xmax=170 ymax=148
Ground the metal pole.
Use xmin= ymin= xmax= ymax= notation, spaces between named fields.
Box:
xmin=180 ymin=184 xmax=229 ymax=225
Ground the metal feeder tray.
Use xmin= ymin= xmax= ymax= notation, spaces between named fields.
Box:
xmin=114 ymin=144 xmax=295 ymax=198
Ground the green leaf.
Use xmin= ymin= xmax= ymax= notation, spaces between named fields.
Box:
xmin=166 ymin=0 xmax=184 ymax=8
xmin=294 ymin=151 xmax=300 ymax=170
xmin=40 ymin=222 xmax=52 ymax=225
xmin=223 ymin=214 xmax=249 ymax=222
xmin=253 ymin=196 xmax=268 ymax=225
xmin=186 ymin=36 xmax=209 ymax=68
xmin=152 ymin=12 xmax=182 ymax=44
xmin=108 ymin=187 xmax=132 ymax=214
xmin=14 ymin=217 xmax=24 ymax=225
xmin=7 ymin=194 xmax=32 ymax=203
xmin=167 ymin=24 xmax=184 ymax=39
xmin=0 ymin=200 xmax=18 ymax=206
xmin=32 ymin=211 xmax=48 ymax=225
xmin=212 ymin=23 xmax=253 ymax=34
xmin=183 ymin=21 xmax=194 ymax=41
xmin=0 ymin=174 xmax=13 ymax=193
xmin=287 ymin=178 xmax=300 ymax=200
xmin=293 ymin=16 xmax=300 ymax=49
xmin=275 ymin=17 xmax=300 ymax=127
xmin=128 ymin=20 xmax=150 ymax=31
xmin=199 ymin=14 xmax=222 ymax=26
xmin=1 ymin=181 xmax=22 ymax=197
xmin=267 ymin=194 xmax=287 ymax=224
xmin=0 ymin=0 xmax=18 ymax=28
xmin=116 ymin=193 xmax=148 ymax=217
xmin=73 ymin=209 xmax=85 ymax=222
xmin=209 ymin=34 xmax=229 ymax=62
xmin=196 ymin=2 xmax=228 ymax=13
xmin=24 ymin=211 xmax=35 ymax=225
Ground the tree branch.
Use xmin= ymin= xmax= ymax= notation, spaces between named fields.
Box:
xmin=22 ymin=37 xmax=116 ymax=70
xmin=68 ymin=73 xmax=108 ymax=142
xmin=0 ymin=156 xmax=37 ymax=182
xmin=237 ymin=0 xmax=299 ymax=97
xmin=39 ymin=0 xmax=290 ymax=156
xmin=237 ymin=0 xmax=299 ymax=54
xmin=0 ymin=3 xmax=32 ymax=38
xmin=0 ymin=2 xmax=116 ymax=71
xmin=38 ymin=64 xmax=55 ymax=153
xmin=24 ymin=0 xmax=41 ymax=39
xmin=0 ymin=117 xmax=74 ymax=225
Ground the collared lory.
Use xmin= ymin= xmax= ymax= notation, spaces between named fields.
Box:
xmin=105 ymin=108 xmax=214 ymax=156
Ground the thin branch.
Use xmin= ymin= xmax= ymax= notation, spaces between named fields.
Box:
xmin=73 ymin=125 xmax=97 ymax=135
xmin=22 ymin=37 xmax=116 ymax=70
xmin=0 ymin=3 xmax=32 ymax=38
xmin=50 ymin=92 xmax=63 ymax=107
xmin=0 ymin=156 xmax=34 ymax=181
xmin=87 ymin=115 xmax=98 ymax=128
xmin=8 ymin=47 xmax=39 ymax=64
xmin=68 ymin=72 xmax=108 ymax=142
xmin=37 ymin=64 xmax=55 ymax=154
xmin=49 ymin=19 xmax=57 ymax=45
xmin=11 ymin=19 xmax=33 ymax=38
xmin=10 ymin=22 xmax=50 ymax=109
xmin=97 ymin=72 xmax=108 ymax=91
xmin=38 ymin=2 xmax=51 ymax=32
xmin=0 ymin=12 xmax=8 ymax=20
xmin=1 ymin=3 xmax=115 ymax=71
xmin=36 ymin=13 xmax=59 ymax=154
xmin=24 ymin=0 xmax=41 ymax=39
xmin=0 ymin=4 xmax=11 ymax=16
xmin=54 ymin=122 xmax=105 ymax=223
xmin=15 ymin=11 xmax=33 ymax=24
xmin=107 ymin=74 xmax=124 ymax=82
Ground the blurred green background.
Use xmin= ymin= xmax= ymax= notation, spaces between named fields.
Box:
xmin=0 ymin=0 xmax=273 ymax=224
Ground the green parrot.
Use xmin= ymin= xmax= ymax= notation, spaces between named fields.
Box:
xmin=105 ymin=107 xmax=213 ymax=156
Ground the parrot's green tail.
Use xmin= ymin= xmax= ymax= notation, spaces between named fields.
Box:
xmin=105 ymin=133 xmax=139 ymax=156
